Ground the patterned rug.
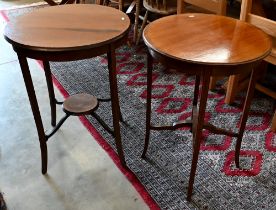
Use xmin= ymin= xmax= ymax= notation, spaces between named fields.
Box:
xmin=2 ymin=5 xmax=276 ymax=210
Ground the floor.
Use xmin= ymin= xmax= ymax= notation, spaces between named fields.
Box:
xmin=0 ymin=1 xmax=149 ymax=210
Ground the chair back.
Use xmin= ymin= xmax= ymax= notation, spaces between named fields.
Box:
xmin=143 ymin=0 xmax=177 ymax=15
xmin=241 ymin=0 xmax=276 ymax=132
xmin=240 ymin=0 xmax=276 ymax=64
xmin=177 ymin=0 xmax=227 ymax=15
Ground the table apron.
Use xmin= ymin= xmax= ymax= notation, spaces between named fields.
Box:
xmin=148 ymin=47 xmax=263 ymax=77
xmin=12 ymin=35 xmax=128 ymax=62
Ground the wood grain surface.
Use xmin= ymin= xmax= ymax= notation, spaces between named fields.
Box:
xmin=4 ymin=4 xmax=130 ymax=49
xmin=143 ymin=14 xmax=272 ymax=65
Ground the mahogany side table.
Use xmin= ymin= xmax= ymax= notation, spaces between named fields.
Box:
xmin=142 ymin=13 xmax=271 ymax=200
xmin=4 ymin=4 xmax=130 ymax=174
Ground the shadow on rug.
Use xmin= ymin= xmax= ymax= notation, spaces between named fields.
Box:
xmin=2 ymin=4 xmax=276 ymax=210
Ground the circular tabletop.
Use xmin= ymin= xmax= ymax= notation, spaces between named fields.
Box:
xmin=143 ymin=14 xmax=272 ymax=66
xmin=4 ymin=4 xmax=130 ymax=50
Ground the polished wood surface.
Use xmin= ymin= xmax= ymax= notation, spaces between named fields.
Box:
xmin=4 ymin=4 xmax=130 ymax=50
xmin=143 ymin=14 xmax=271 ymax=65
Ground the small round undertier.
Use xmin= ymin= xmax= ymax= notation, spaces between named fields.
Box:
xmin=63 ymin=93 xmax=98 ymax=115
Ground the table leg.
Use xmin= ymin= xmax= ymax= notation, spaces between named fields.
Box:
xmin=107 ymin=45 xmax=126 ymax=166
xmin=119 ymin=0 xmax=124 ymax=11
xmin=187 ymin=69 xmax=210 ymax=201
xmin=191 ymin=75 xmax=200 ymax=133
xmin=18 ymin=55 xmax=48 ymax=174
xmin=235 ymin=66 xmax=259 ymax=168
xmin=43 ymin=61 xmax=57 ymax=127
xmin=141 ymin=51 xmax=153 ymax=158
xmin=133 ymin=0 xmax=141 ymax=44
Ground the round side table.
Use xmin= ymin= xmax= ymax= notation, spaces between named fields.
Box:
xmin=142 ymin=13 xmax=271 ymax=200
xmin=4 ymin=4 xmax=130 ymax=174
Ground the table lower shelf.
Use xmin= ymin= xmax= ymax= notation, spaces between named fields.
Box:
xmin=63 ymin=93 xmax=99 ymax=116
xmin=46 ymin=93 xmax=118 ymax=140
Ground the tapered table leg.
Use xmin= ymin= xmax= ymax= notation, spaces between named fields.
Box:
xmin=187 ymin=69 xmax=211 ymax=201
xmin=190 ymin=75 xmax=200 ymax=133
xmin=133 ymin=0 xmax=141 ymax=44
xmin=142 ymin=51 xmax=153 ymax=158
xmin=119 ymin=0 xmax=124 ymax=11
xmin=235 ymin=65 xmax=260 ymax=168
xmin=18 ymin=55 xmax=48 ymax=174
xmin=43 ymin=61 xmax=57 ymax=127
xmin=107 ymin=45 xmax=126 ymax=166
